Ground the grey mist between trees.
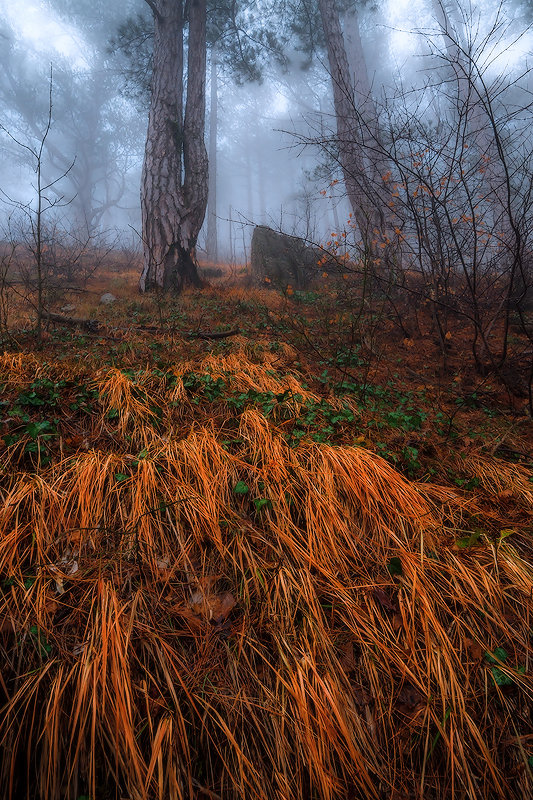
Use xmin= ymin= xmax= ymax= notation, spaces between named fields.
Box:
xmin=0 ymin=0 xmax=532 ymax=296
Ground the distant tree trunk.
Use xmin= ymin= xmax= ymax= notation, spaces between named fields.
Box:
xmin=332 ymin=197 xmax=340 ymax=233
xmin=228 ymin=205 xmax=234 ymax=263
xmin=140 ymin=0 xmax=208 ymax=292
xmin=317 ymin=0 xmax=392 ymax=252
xmin=206 ymin=45 xmax=218 ymax=264
xmin=430 ymin=0 xmax=509 ymax=223
xmin=343 ymin=6 xmax=393 ymax=193
xmin=245 ymin=137 xmax=254 ymax=220
xmin=257 ymin=153 xmax=267 ymax=224
xmin=431 ymin=0 xmax=527 ymax=307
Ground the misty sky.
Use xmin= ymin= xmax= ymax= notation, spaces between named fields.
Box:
xmin=0 ymin=0 xmax=531 ymax=260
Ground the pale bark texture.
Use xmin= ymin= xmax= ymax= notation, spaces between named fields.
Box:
xmin=317 ymin=0 xmax=394 ymax=251
xmin=140 ymin=0 xmax=208 ymax=292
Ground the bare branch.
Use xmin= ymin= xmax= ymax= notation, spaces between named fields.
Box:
xmin=143 ymin=0 xmax=162 ymax=21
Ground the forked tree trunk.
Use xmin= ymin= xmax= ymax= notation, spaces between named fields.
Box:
xmin=140 ymin=0 xmax=208 ymax=292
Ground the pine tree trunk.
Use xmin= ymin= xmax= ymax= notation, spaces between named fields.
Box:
xmin=257 ymin=152 xmax=267 ymax=224
xmin=206 ymin=45 xmax=218 ymax=264
xmin=317 ymin=0 xmax=391 ymax=252
xmin=228 ymin=205 xmax=234 ymax=263
xmin=140 ymin=0 xmax=208 ymax=292
xmin=245 ymin=136 xmax=254 ymax=220
xmin=183 ymin=0 xmax=208 ymax=254
xmin=343 ymin=7 xmax=393 ymax=195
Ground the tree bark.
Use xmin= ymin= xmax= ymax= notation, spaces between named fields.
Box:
xmin=343 ymin=6 xmax=393 ymax=197
xmin=140 ymin=0 xmax=208 ymax=292
xmin=206 ymin=45 xmax=218 ymax=264
xmin=317 ymin=0 xmax=393 ymax=253
xmin=228 ymin=205 xmax=234 ymax=263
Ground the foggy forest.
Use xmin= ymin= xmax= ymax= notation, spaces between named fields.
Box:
xmin=0 ymin=1 xmax=533 ymax=799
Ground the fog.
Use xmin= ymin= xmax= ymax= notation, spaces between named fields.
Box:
xmin=0 ymin=0 xmax=531 ymax=262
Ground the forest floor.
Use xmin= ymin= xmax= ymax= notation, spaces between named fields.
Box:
xmin=0 ymin=257 xmax=532 ymax=800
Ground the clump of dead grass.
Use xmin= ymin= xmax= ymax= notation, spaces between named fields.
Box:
xmin=0 ymin=352 xmax=532 ymax=800
xmin=0 ymin=351 xmax=43 ymax=384
xmin=451 ymin=453 xmax=533 ymax=508
xmin=186 ymin=350 xmax=317 ymax=399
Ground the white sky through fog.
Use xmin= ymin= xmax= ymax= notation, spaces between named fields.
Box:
xmin=386 ymin=0 xmax=532 ymax=73
xmin=2 ymin=0 xmax=87 ymax=65
xmin=2 ymin=0 xmax=529 ymax=74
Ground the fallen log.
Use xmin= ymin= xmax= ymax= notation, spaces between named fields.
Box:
xmin=44 ymin=311 xmax=100 ymax=333
xmin=44 ymin=311 xmax=240 ymax=341
xmin=187 ymin=328 xmax=240 ymax=340
xmin=134 ymin=324 xmax=241 ymax=339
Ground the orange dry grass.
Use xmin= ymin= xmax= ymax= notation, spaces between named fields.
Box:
xmin=451 ymin=454 xmax=533 ymax=508
xmin=218 ymin=286 xmax=288 ymax=311
xmin=0 ymin=355 xmax=532 ymax=800
xmin=0 ymin=351 xmax=43 ymax=384
xmin=185 ymin=350 xmax=317 ymax=399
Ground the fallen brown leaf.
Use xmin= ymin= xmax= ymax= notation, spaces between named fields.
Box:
xmin=372 ymin=587 xmax=398 ymax=612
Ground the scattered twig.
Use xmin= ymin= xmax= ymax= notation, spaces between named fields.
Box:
xmin=43 ymin=313 xmax=240 ymax=341
xmin=186 ymin=328 xmax=240 ymax=340
xmin=44 ymin=311 xmax=99 ymax=332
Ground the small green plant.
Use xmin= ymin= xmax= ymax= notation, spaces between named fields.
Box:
xmin=4 ymin=418 xmax=58 ymax=465
xmin=292 ymin=290 xmax=320 ymax=304
xmin=183 ymin=372 xmax=226 ymax=402
xmin=17 ymin=378 xmax=66 ymax=409
xmin=456 ymin=529 xmax=483 ymax=548
xmin=450 ymin=472 xmax=481 ymax=491
xmin=253 ymin=498 xmax=273 ymax=512
xmin=28 ymin=624 xmax=52 ymax=658
xmin=484 ymin=647 xmax=526 ymax=687
xmin=322 ymin=345 xmax=365 ymax=369
xmin=387 ymin=556 xmax=403 ymax=576
xmin=401 ymin=445 xmax=421 ymax=476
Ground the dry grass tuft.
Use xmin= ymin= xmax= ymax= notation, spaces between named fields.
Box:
xmin=188 ymin=350 xmax=317 ymax=400
xmin=0 ymin=352 xmax=532 ymax=800
xmin=0 ymin=351 xmax=43 ymax=384
xmin=451 ymin=454 xmax=533 ymax=508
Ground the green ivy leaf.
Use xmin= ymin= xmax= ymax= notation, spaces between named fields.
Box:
xmin=485 ymin=647 xmax=508 ymax=664
xmin=456 ymin=529 xmax=482 ymax=548
xmin=387 ymin=556 xmax=403 ymax=576
xmin=233 ymin=481 xmax=249 ymax=495
xmin=253 ymin=498 xmax=272 ymax=512
xmin=490 ymin=667 xmax=514 ymax=687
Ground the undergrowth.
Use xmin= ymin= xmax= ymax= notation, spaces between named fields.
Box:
xmin=0 ymin=349 xmax=532 ymax=800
